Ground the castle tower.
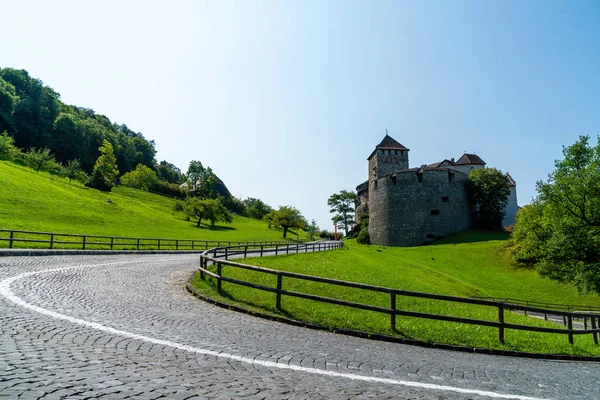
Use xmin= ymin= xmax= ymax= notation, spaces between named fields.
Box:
xmin=368 ymin=132 xmax=410 ymax=182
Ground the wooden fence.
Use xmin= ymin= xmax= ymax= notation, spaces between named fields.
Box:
xmin=199 ymin=243 xmax=600 ymax=346
xmin=0 ymin=228 xmax=293 ymax=251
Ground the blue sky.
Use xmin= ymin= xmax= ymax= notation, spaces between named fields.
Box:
xmin=2 ymin=0 xmax=599 ymax=231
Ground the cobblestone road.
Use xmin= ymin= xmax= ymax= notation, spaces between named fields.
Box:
xmin=1 ymin=254 xmax=598 ymax=400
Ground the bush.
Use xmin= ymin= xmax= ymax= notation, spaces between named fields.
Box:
xmin=357 ymin=229 xmax=370 ymax=244
xmin=85 ymin=169 xmax=114 ymax=191
xmin=0 ymin=131 xmax=19 ymax=160
xmin=150 ymin=180 xmax=187 ymax=199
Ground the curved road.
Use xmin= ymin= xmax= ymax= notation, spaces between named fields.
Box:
xmin=0 ymin=254 xmax=598 ymax=400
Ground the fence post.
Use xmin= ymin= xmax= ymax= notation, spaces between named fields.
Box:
xmin=275 ymin=244 xmax=278 ymax=256
xmin=9 ymin=231 xmax=14 ymax=248
xmin=82 ymin=236 xmax=86 ymax=250
xmin=225 ymin=247 xmax=228 ymax=260
xmin=137 ymin=238 xmax=140 ymax=250
xmin=50 ymin=234 xmax=54 ymax=249
xmin=390 ymin=292 xmax=396 ymax=331
xmin=286 ymin=245 xmax=289 ymax=254
xmin=296 ymin=244 xmax=299 ymax=253
xmin=199 ymin=257 xmax=204 ymax=279
xmin=568 ymin=316 xmax=574 ymax=345
xmin=498 ymin=305 xmax=505 ymax=344
xmin=244 ymin=245 xmax=248 ymax=258
xmin=158 ymin=239 xmax=161 ymax=250
xmin=217 ymin=262 xmax=222 ymax=294
xmin=110 ymin=237 xmax=114 ymax=250
xmin=260 ymin=245 xmax=264 ymax=257
xmin=276 ymin=274 xmax=283 ymax=310
xmin=592 ymin=317 xmax=598 ymax=345
xmin=176 ymin=240 xmax=179 ymax=251
xmin=584 ymin=317 xmax=588 ymax=330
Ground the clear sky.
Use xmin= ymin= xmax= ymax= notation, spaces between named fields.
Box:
xmin=2 ymin=0 xmax=599 ymax=231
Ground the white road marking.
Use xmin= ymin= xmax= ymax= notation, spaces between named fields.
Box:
xmin=0 ymin=261 xmax=548 ymax=400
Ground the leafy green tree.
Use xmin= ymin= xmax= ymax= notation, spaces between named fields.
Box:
xmin=264 ymin=206 xmax=306 ymax=238
xmin=0 ymin=131 xmax=20 ymax=160
xmin=467 ymin=168 xmax=511 ymax=230
xmin=327 ymin=190 xmax=358 ymax=235
xmin=86 ymin=140 xmax=119 ymax=191
xmin=306 ymin=219 xmax=319 ymax=240
xmin=512 ymin=136 xmax=600 ymax=294
xmin=186 ymin=160 xmax=217 ymax=198
xmin=244 ymin=197 xmax=272 ymax=220
xmin=157 ymin=160 xmax=185 ymax=184
xmin=61 ymin=159 xmax=87 ymax=183
xmin=25 ymin=147 xmax=57 ymax=172
xmin=120 ymin=164 xmax=159 ymax=191
xmin=183 ymin=198 xmax=233 ymax=227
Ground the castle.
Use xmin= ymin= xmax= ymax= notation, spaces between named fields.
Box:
xmin=355 ymin=133 xmax=518 ymax=247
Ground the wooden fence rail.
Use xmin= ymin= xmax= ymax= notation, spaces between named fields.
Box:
xmin=199 ymin=243 xmax=600 ymax=346
xmin=0 ymin=228 xmax=293 ymax=251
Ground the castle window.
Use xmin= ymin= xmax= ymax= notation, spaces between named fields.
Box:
xmin=373 ymin=180 xmax=378 ymax=189
xmin=417 ymin=173 xmax=423 ymax=183
xmin=448 ymin=172 xmax=455 ymax=182
xmin=431 ymin=209 xmax=440 ymax=215
xmin=390 ymin=175 xmax=397 ymax=185
xmin=442 ymin=196 xmax=450 ymax=203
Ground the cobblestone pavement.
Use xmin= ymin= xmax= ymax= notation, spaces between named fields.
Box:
xmin=1 ymin=255 xmax=598 ymax=400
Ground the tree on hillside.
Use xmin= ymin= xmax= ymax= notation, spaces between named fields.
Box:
xmin=25 ymin=147 xmax=57 ymax=172
xmin=86 ymin=139 xmax=119 ymax=191
xmin=307 ymin=219 xmax=319 ymax=240
xmin=244 ymin=197 xmax=272 ymax=220
xmin=186 ymin=160 xmax=217 ymax=198
xmin=327 ymin=190 xmax=358 ymax=235
xmin=512 ymin=135 xmax=600 ymax=294
xmin=61 ymin=159 xmax=87 ymax=183
xmin=467 ymin=168 xmax=511 ymax=230
xmin=120 ymin=164 xmax=158 ymax=191
xmin=0 ymin=131 xmax=19 ymax=161
xmin=265 ymin=206 xmax=306 ymax=238
xmin=183 ymin=197 xmax=233 ymax=227
xmin=157 ymin=160 xmax=185 ymax=184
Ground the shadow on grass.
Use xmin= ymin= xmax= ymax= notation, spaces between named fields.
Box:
xmin=191 ymin=223 xmax=237 ymax=231
xmin=428 ymin=229 xmax=510 ymax=246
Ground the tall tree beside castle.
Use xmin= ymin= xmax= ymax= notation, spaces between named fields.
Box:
xmin=512 ymin=136 xmax=600 ymax=294
xmin=328 ymin=190 xmax=358 ymax=235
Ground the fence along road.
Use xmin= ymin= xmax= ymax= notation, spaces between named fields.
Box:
xmin=1 ymin=252 xmax=599 ymax=399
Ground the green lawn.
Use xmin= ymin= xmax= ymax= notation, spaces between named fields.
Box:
xmin=192 ymin=232 xmax=600 ymax=356
xmin=0 ymin=161 xmax=306 ymax=244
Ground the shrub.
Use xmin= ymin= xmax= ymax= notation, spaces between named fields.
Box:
xmin=0 ymin=131 xmax=19 ymax=161
xmin=357 ymin=229 xmax=370 ymax=244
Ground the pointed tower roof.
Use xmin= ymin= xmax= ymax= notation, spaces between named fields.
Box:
xmin=368 ymin=133 xmax=409 ymax=159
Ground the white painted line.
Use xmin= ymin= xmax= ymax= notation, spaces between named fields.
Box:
xmin=0 ymin=261 xmax=548 ymax=400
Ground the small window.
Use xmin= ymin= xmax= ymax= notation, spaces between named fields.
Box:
xmin=448 ymin=172 xmax=455 ymax=182
xmin=373 ymin=180 xmax=378 ymax=189
xmin=417 ymin=173 xmax=423 ymax=183
xmin=390 ymin=175 xmax=397 ymax=185
xmin=426 ymin=234 xmax=436 ymax=239
xmin=442 ymin=196 xmax=450 ymax=203
xmin=431 ymin=209 xmax=440 ymax=215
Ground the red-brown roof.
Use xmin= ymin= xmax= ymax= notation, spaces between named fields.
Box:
xmin=455 ymin=153 xmax=486 ymax=165
xmin=368 ymin=134 xmax=409 ymax=159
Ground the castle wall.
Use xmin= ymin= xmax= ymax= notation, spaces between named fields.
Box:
xmin=502 ymin=185 xmax=518 ymax=227
xmin=369 ymin=149 xmax=409 ymax=180
xmin=368 ymin=170 xmax=472 ymax=246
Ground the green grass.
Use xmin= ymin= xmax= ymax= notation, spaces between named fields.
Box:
xmin=0 ymin=161 xmax=306 ymax=245
xmin=191 ymin=232 xmax=600 ymax=356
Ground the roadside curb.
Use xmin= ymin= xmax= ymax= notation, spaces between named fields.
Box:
xmin=0 ymin=249 xmax=202 ymax=257
xmin=185 ymin=279 xmax=600 ymax=363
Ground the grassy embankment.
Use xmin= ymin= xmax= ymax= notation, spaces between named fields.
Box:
xmin=192 ymin=231 xmax=600 ymax=356
xmin=0 ymin=161 xmax=306 ymax=246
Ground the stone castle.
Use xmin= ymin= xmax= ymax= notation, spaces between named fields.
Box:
xmin=355 ymin=133 xmax=518 ymax=246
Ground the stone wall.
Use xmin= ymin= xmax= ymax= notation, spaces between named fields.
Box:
xmin=369 ymin=149 xmax=409 ymax=180
xmin=368 ymin=169 xmax=472 ymax=246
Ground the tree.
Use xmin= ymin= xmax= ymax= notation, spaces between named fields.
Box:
xmin=244 ymin=197 xmax=272 ymax=220
xmin=25 ymin=147 xmax=57 ymax=172
xmin=0 ymin=131 xmax=20 ymax=160
xmin=327 ymin=190 xmax=358 ymax=235
xmin=86 ymin=139 xmax=119 ymax=191
xmin=120 ymin=164 xmax=158 ymax=191
xmin=157 ymin=160 xmax=185 ymax=184
xmin=467 ymin=168 xmax=511 ymax=230
xmin=306 ymin=219 xmax=319 ymax=241
xmin=62 ymin=159 xmax=87 ymax=182
xmin=183 ymin=198 xmax=232 ymax=227
xmin=186 ymin=160 xmax=217 ymax=198
xmin=512 ymin=136 xmax=600 ymax=294
xmin=264 ymin=206 xmax=306 ymax=238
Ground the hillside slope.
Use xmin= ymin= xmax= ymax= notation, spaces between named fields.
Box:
xmin=0 ymin=161 xmax=302 ymax=242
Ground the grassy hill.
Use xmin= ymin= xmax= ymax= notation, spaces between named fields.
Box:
xmin=0 ymin=161 xmax=305 ymax=243
xmin=193 ymin=232 xmax=600 ymax=355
